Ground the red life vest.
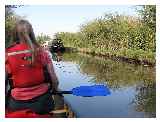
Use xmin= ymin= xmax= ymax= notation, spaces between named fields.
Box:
xmin=6 ymin=43 xmax=45 ymax=88
xmin=6 ymin=109 xmax=52 ymax=118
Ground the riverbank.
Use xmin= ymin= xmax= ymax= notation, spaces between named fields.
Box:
xmin=65 ymin=47 xmax=155 ymax=67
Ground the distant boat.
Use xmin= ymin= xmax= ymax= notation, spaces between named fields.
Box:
xmin=50 ymin=38 xmax=65 ymax=53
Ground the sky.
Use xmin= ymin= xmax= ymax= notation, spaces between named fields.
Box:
xmin=14 ymin=5 xmax=138 ymax=37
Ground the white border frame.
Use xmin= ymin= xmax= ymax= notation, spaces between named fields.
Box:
xmin=5 ymin=0 xmax=158 ymax=5
xmin=1 ymin=0 xmax=159 ymax=122
xmin=0 ymin=0 xmax=5 ymax=119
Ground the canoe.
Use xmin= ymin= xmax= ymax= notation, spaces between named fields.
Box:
xmin=6 ymin=94 xmax=75 ymax=118
xmin=51 ymin=94 xmax=76 ymax=118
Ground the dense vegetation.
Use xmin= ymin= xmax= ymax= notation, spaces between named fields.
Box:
xmin=56 ymin=6 xmax=156 ymax=65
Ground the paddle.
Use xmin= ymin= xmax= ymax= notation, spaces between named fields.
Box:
xmin=53 ymin=85 xmax=111 ymax=97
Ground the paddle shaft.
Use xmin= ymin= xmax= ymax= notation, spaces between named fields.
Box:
xmin=53 ymin=91 xmax=73 ymax=95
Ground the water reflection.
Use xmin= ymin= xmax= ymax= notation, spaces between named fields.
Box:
xmin=133 ymin=82 xmax=156 ymax=117
xmin=55 ymin=52 xmax=155 ymax=117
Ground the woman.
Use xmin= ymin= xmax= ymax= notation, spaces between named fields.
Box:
xmin=5 ymin=20 xmax=59 ymax=117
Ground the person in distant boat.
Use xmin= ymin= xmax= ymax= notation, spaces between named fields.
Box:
xmin=49 ymin=38 xmax=65 ymax=62
xmin=5 ymin=20 xmax=59 ymax=116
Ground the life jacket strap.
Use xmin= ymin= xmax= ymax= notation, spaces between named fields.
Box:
xmin=7 ymin=50 xmax=32 ymax=56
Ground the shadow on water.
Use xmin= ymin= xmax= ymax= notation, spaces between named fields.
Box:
xmin=54 ymin=52 xmax=155 ymax=117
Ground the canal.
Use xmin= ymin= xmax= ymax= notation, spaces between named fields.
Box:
xmin=53 ymin=52 xmax=156 ymax=118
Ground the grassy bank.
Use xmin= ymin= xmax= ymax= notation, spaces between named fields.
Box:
xmin=65 ymin=46 xmax=155 ymax=66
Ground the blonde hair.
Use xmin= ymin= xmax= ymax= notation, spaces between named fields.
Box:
xmin=13 ymin=19 xmax=40 ymax=64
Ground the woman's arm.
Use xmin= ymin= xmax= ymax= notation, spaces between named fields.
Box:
xmin=42 ymin=47 xmax=59 ymax=92
xmin=46 ymin=63 xmax=59 ymax=92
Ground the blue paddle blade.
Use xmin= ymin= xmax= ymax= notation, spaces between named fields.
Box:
xmin=71 ymin=85 xmax=111 ymax=97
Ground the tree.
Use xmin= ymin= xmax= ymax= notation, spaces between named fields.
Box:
xmin=5 ymin=5 xmax=22 ymax=47
xmin=137 ymin=5 xmax=156 ymax=52
xmin=137 ymin=5 xmax=156 ymax=31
